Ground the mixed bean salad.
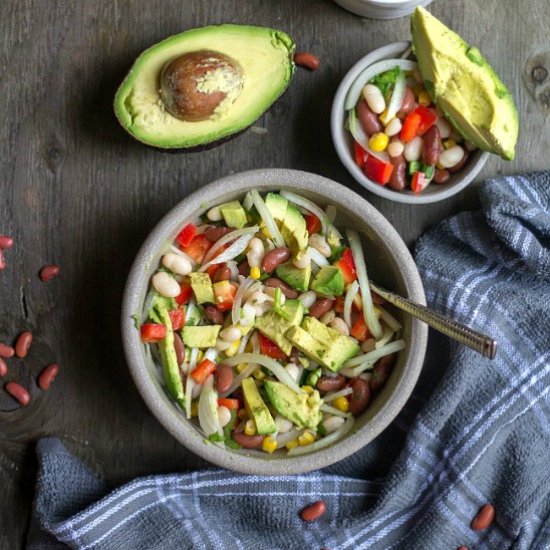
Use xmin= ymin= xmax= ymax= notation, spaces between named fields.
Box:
xmin=140 ymin=191 xmax=404 ymax=455
xmin=345 ymin=57 xmax=476 ymax=194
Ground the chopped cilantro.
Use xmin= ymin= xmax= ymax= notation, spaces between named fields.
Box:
xmin=369 ymin=66 xmax=401 ymax=98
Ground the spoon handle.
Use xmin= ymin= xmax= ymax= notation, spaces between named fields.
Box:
xmin=369 ymin=282 xmax=497 ymax=360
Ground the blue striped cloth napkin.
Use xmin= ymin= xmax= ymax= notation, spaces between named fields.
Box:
xmin=28 ymin=172 xmax=550 ymax=550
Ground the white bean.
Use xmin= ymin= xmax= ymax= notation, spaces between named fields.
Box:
xmin=274 ymin=415 xmax=293 ymax=433
xmin=217 ymin=406 xmax=231 ymax=428
xmin=152 ymin=272 xmax=180 ymax=298
xmin=404 ymin=136 xmax=423 ymax=162
xmin=206 ymin=206 xmax=222 ymax=222
xmin=293 ymin=250 xmax=311 ymax=269
xmin=387 ymin=140 xmax=405 ymax=158
xmin=439 ymin=145 xmax=465 ymax=168
xmin=362 ymin=84 xmax=385 ymax=114
xmin=361 ymin=338 xmax=376 ymax=353
xmin=384 ymin=118 xmax=402 ymax=137
xmin=285 ymin=363 xmax=301 ymax=382
xmin=253 ymin=303 xmax=270 ymax=316
xmin=298 ymin=290 xmax=317 ymax=309
xmin=216 ymin=338 xmax=232 ymax=352
xmin=330 ymin=317 xmax=350 ymax=336
xmin=220 ymin=326 xmax=241 ymax=342
xmin=161 ymin=253 xmax=192 ymax=276
xmin=320 ymin=310 xmax=336 ymax=325
xmin=239 ymin=303 xmax=256 ymax=327
xmin=248 ymin=290 xmax=270 ymax=305
xmin=322 ymin=415 xmax=345 ymax=434
xmin=308 ymin=234 xmax=331 ymax=258
xmin=435 ymin=117 xmax=451 ymax=139
xmin=248 ymin=237 xmax=264 ymax=255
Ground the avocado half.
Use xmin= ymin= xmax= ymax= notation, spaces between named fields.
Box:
xmin=114 ymin=24 xmax=295 ymax=150
xmin=411 ymin=7 xmax=518 ymax=160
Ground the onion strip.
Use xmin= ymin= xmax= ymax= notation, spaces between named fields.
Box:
xmin=320 ymin=403 xmax=351 ymax=418
xmin=308 ymin=246 xmax=329 ymax=268
xmin=198 ymin=375 xmax=222 ymax=436
xmin=381 ymin=69 xmax=406 ymax=125
xmin=378 ymin=306 xmax=402 ymax=332
xmin=275 ymin=428 xmax=300 ymax=449
xmin=288 ymin=415 xmax=355 ymax=455
xmin=185 ymin=375 xmax=195 ymax=419
xmin=250 ymin=191 xmax=285 ymax=247
xmin=202 ymin=226 xmax=259 ymax=265
xmin=280 ymin=191 xmax=334 ymax=237
xmin=322 ymin=386 xmax=353 ymax=402
xmin=343 ymin=280 xmax=359 ymax=329
xmin=343 ymin=339 xmax=406 ymax=377
xmin=200 ymin=234 xmax=255 ymax=272
xmin=169 ymin=245 xmax=196 ymax=266
xmin=232 ymin=277 xmax=254 ymax=325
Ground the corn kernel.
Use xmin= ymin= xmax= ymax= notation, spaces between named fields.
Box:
xmin=237 ymin=408 xmax=248 ymax=421
xmin=225 ymin=339 xmax=241 ymax=357
xmin=250 ymin=266 xmax=261 ymax=280
xmin=378 ymin=107 xmax=390 ymax=125
xmin=191 ymin=402 xmax=199 ymax=417
xmin=333 ymin=396 xmax=350 ymax=413
xmin=236 ymin=362 xmax=248 ymax=374
xmin=298 ymin=430 xmax=316 ymax=446
xmin=196 ymin=350 xmax=204 ymax=363
xmin=443 ymin=139 xmax=456 ymax=150
xmin=262 ymin=436 xmax=278 ymax=453
xmin=244 ymin=419 xmax=256 ymax=436
xmin=301 ymin=385 xmax=315 ymax=395
xmin=260 ymin=226 xmax=272 ymax=239
xmin=368 ymin=132 xmax=389 ymax=152
xmin=285 ymin=439 xmax=300 ymax=451
xmin=418 ymin=90 xmax=432 ymax=106
xmin=253 ymin=367 xmax=266 ymax=380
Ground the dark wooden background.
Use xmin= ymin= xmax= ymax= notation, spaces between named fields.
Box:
xmin=1 ymin=0 xmax=549 ymax=547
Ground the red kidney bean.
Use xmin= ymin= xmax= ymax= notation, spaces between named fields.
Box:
xmin=294 ymin=51 xmax=320 ymax=71
xmin=238 ymin=260 xmax=250 ymax=277
xmin=204 ymin=305 xmax=224 ymax=324
xmin=263 ymin=278 xmax=298 ymax=299
xmin=448 ymin=151 xmax=470 ymax=173
xmin=357 ymin=99 xmax=382 ymax=137
xmin=308 ymin=298 xmax=334 ymax=319
xmin=212 ymin=264 xmax=231 ymax=282
xmin=173 ymin=333 xmax=185 ymax=366
xmin=0 ymin=344 xmax=15 ymax=358
xmin=433 ymin=169 xmax=450 ymax=184
xmin=289 ymin=346 xmax=300 ymax=364
xmin=422 ymin=125 xmax=441 ymax=166
xmin=316 ymin=374 xmax=346 ymax=393
xmin=388 ymin=155 xmax=406 ymax=191
xmin=471 ymin=503 xmax=495 ymax=531
xmin=205 ymin=226 xmax=233 ymax=242
xmin=261 ymin=247 xmax=291 ymax=274
xmin=370 ymin=353 xmax=396 ymax=392
xmin=399 ymin=86 xmax=416 ymax=115
xmin=15 ymin=331 xmax=32 ymax=358
xmin=0 ymin=235 xmax=13 ymax=249
xmin=232 ymin=432 xmax=264 ymax=449
xmin=38 ymin=363 xmax=60 ymax=390
xmin=300 ymin=500 xmax=327 ymax=521
xmin=215 ymin=364 xmax=234 ymax=393
xmin=39 ymin=264 xmax=60 ymax=282
xmin=348 ymin=378 xmax=371 ymax=416
xmin=0 ymin=358 xmax=7 ymax=377
xmin=0 ymin=250 xmax=5 ymax=270
xmin=6 ymin=382 xmax=30 ymax=406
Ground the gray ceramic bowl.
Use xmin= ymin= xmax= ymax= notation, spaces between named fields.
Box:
xmin=331 ymin=41 xmax=489 ymax=204
xmin=122 ymin=168 xmax=428 ymax=475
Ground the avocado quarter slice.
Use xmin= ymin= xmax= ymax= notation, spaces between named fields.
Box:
xmin=114 ymin=24 xmax=296 ymax=150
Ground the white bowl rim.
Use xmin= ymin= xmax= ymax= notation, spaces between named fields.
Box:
xmin=121 ymin=168 xmax=428 ymax=475
xmin=330 ymin=41 xmax=490 ymax=204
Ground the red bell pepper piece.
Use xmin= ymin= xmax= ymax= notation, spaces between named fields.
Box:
xmin=258 ymin=333 xmax=287 ymax=360
xmin=206 ymin=264 xmax=221 ymax=278
xmin=180 ymin=234 xmax=211 ymax=264
xmin=217 ymin=397 xmax=240 ymax=410
xmin=399 ymin=111 xmax=422 ymax=142
xmin=350 ymin=316 xmax=370 ymax=342
xmin=304 ymin=213 xmax=322 ymax=235
xmin=415 ymin=106 xmax=438 ymax=135
xmin=213 ymin=281 xmax=237 ymax=312
xmin=364 ymin=155 xmax=394 ymax=185
xmin=411 ymin=171 xmax=430 ymax=194
xmin=334 ymin=247 xmax=357 ymax=284
xmin=175 ymin=223 xmax=198 ymax=248
xmin=191 ymin=359 xmax=217 ymax=385
xmin=140 ymin=323 xmax=167 ymax=343
xmin=354 ymin=141 xmax=368 ymax=168
xmin=175 ymin=282 xmax=193 ymax=306
xmin=168 ymin=308 xmax=185 ymax=331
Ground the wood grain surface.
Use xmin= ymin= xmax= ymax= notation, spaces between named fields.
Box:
xmin=1 ymin=0 xmax=548 ymax=547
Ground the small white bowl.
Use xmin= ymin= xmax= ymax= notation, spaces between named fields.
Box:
xmin=333 ymin=0 xmax=433 ymax=20
xmin=331 ymin=41 xmax=489 ymax=204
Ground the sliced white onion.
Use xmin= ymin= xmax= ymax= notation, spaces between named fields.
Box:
xmin=346 ymin=229 xmax=383 ymax=339
xmin=320 ymin=403 xmax=351 ymax=418
xmin=243 ymin=192 xmax=253 ymax=211
xmin=222 ymin=353 xmax=303 ymax=394
xmin=276 ymin=428 xmax=301 ymax=449
xmin=287 ymin=415 xmax=355 ymax=456
xmin=185 ymin=299 xmax=197 ymax=324
xmin=185 ymin=375 xmax=195 ymax=419
xmin=344 ymin=58 xmax=418 ymax=110
xmin=188 ymin=347 xmax=199 ymax=373
xmin=169 ymin=245 xmax=196 ymax=266
xmin=142 ymin=288 xmax=157 ymax=322
xmin=374 ymin=324 xmax=395 ymax=350
xmin=378 ymin=306 xmax=402 ymax=332
xmin=250 ymin=190 xmax=285 ymax=247
xmin=348 ymin=109 xmax=390 ymax=164
xmin=322 ymin=386 xmax=353 ymax=402
xmin=325 ymin=204 xmax=337 ymax=223
xmin=343 ymin=280 xmax=359 ymax=329
xmin=198 ymin=375 xmax=222 ymax=437
xmin=343 ymin=339 xmax=405 ymax=377
xmin=226 ymin=260 xmax=239 ymax=281
xmin=308 ymin=246 xmax=329 ymax=268
xmin=204 ymin=348 xmax=218 ymax=362
xmin=202 ymin=226 xmax=259 ymax=265
xmin=221 ymin=363 xmax=257 ymax=397
xmin=200 ymin=234 xmax=255 ymax=272
xmin=381 ymin=69 xmax=406 ymax=125
xmin=232 ymin=277 xmax=254 ymax=325
xmin=280 ymin=190 xmax=332 ymax=236
xmin=237 ymin=329 xmax=253 ymax=355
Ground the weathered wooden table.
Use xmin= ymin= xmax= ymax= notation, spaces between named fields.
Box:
xmin=1 ymin=0 xmax=548 ymax=546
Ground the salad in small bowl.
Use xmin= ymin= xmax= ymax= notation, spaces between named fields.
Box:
xmin=122 ymin=169 xmax=427 ymax=474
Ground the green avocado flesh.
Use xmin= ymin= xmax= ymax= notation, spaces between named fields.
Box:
xmin=242 ymin=378 xmax=276 ymax=435
xmin=114 ymin=24 xmax=295 ymax=149
xmin=411 ymin=7 xmax=518 ymax=160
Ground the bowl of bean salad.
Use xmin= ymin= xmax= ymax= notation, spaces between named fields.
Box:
xmin=331 ymin=41 xmax=490 ymax=204
xmin=122 ymin=169 xmax=428 ymax=475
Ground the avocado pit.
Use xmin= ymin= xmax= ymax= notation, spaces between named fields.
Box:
xmin=159 ymin=50 xmax=244 ymax=122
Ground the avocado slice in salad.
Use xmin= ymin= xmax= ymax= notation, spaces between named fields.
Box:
xmin=264 ymin=380 xmax=322 ymax=431
xmin=219 ymin=200 xmax=247 ymax=229
xmin=242 ymin=377 xmax=276 ymax=435
xmin=265 ymin=192 xmax=288 ymax=223
xmin=275 ymin=261 xmax=311 ymax=292
xmin=189 ymin=272 xmax=215 ymax=304
xmin=182 ymin=325 xmax=221 ymax=348
xmin=310 ymin=266 xmax=345 ymax=297
xmin=280 ymin=204 xmax=308 ymax=255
